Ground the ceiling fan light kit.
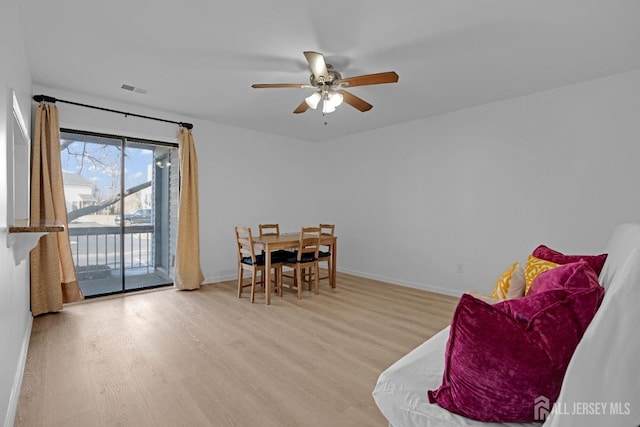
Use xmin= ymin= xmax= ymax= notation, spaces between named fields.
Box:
xmin=305 ymin=91 xmax=322 ymax=109
xmin=305 ymin=90 xmax=343 ymax=113
xmin=252 ymin=51 xmax=398 ymax=114
xmin=322 ymin=99 xmax=336 ymax=114
xmin=327 ymin=91 xmax=343 ymax=108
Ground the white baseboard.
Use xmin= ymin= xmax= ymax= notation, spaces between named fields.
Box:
xmin=203 ymin=271 xmax=237 ymax=285
xmin=4 ymin=314 xmax=32 ymax=427
xmin=203 ymin=267 xmax=464 ymax=299
xmin=336 ymin=267 xmax=463 ymax=298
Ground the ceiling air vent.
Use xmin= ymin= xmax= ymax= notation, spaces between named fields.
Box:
xmin=121 ymin=84 xmax=148 ymax=95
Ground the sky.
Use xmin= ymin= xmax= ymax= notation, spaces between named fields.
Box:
xmin=60 ymin=139 xmax=153 ymax=201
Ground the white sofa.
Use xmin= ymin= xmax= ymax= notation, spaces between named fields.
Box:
xmin=373 ymin=222 xmax=640 ymax=427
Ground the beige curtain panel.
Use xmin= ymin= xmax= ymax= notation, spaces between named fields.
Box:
xmin=174 ymin=128 xmax=204 ymax=290
xmin=30 ymin=103 xmax=83 ymax=316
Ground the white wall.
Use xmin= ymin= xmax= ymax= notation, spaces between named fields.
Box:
xmin=194 ymin=124 xmax=321 ymax=281
xmin=33 ymin=85 xmax=318 ymax=284
xmin=317 ymin=69 xmax=640 ymax=296
xmin=0 ymin=0 xmax=33 ymax=425
xmin=39 ymin=69 xmax=640 ymax=296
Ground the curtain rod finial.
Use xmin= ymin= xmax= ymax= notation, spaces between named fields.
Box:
xmin=180 ymin=122 xmax=193 ymax=130
xmin=33 ymin=94 xmax=57 ymax=103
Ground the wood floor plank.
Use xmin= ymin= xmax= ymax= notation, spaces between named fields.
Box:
xmin=15 ymin=272 xmax=458 ymax=427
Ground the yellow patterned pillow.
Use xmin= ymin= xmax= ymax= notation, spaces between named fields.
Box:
xmin=490 ymin=262 xmax=526 ymax=300
xmin=524 ymin=255 xmax=559 ymax=294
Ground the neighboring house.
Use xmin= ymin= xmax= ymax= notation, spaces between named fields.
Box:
xmin=62 ymin=172 xmax=96 ymax=213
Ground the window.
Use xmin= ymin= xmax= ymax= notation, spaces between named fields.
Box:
xmin=60 ymin=129 xmax=179 ymax=297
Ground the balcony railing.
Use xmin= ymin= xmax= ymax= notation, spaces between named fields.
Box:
xmin=68 ymin=225 xmax=154 ymax=280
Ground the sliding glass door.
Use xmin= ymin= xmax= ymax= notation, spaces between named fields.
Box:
xmin=60 ymin=130 xmax=179 ymax=297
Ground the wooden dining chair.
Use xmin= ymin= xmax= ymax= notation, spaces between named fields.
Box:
xmin=235 ymin=227 xmax=282 ymax=303
xmin=259 ymin=223 xmax=291 ymax=262
xmin=259 ymin=223 xmax=280 ymax=238
xmin=317 ymin=224 xmax=335 ymax=288
xmin=282 ymin=227 xmax=321 ymax=299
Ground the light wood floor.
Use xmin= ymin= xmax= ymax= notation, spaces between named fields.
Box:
xmin=15 ymin=272 xmax=458 ymax=427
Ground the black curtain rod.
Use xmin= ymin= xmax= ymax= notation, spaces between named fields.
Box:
xmin=32 ymin=94 xmax=193 ymax=130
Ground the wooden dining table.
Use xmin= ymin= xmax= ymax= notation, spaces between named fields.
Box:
xmin=252 ymin=232 xmax=337 ymax=305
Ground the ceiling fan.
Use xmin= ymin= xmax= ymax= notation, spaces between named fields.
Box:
xmin=251 ymin=51 xmax=399 ymax=114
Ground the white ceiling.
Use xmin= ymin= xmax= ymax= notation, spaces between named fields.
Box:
xmin=18 ymin=0 xmax=640 ymax=142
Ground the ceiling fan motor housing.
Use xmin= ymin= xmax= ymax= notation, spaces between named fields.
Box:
xmin=310 ymin=64 xmax=342 ymax=89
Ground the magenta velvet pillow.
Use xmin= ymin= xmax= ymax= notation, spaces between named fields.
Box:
xmin=527 ymin=260 xmax=601 ymax=296
xmin=428 ymin=285 xmax=604 ymax=422
xmin=532 ymin=244 xmax=607 ymax=275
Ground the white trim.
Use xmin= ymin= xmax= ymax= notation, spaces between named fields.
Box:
xmin=3 ymin=314 xmax=33 ymax=427
xmin=11 ymin=91 xmax=28 ymax=143
xmin=336 ymin=267 xmax=463 ymax=298
xmin=203 ymin=268 xmax=464 ymax=298
xmin=203 ymin=271 xmax=237 ymax=285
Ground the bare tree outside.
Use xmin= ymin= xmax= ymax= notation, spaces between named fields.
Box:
xmin=61 ymin=138 xmax=151 ymax=223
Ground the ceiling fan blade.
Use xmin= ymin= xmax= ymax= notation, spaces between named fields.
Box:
xmin=338 ymin=90 xmax=373 ymax=112
xmin=303 ymin=51 xmax=329 ymax=81
xmin=251 ymin=83 xmax=311 ymax=89
xmin=293 ymin=100 xmax=309 ymax=114
xmin=339 ymin=71 xmax=399 ymax=88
